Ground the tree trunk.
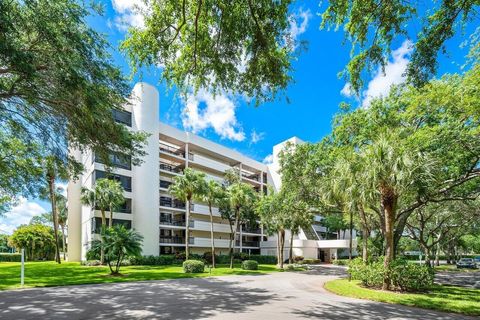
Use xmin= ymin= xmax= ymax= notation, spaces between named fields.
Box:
xmin=349 ymin=210 xmax=353 ymax=260
xmin=230 ymin=212 xmax=240 ymax=269
xmin=279 ymin=229 xmax=285 ymax=269
xmin=382 ymin=191 xmax=397 ymax=291
xmin=48 ymin=173 xmax=61 ymax=264
xmin=209 ymin=203 xmax=216 ymax=268
xmin=362 ymin=227 xmax=368 ymax=263
xmin=185 ymin=198 xmax=190 ymax=260
xmin=100 ymin=209 xmax=106 ymax=264
xmin=289 ymin=231 xmax=294 ymax=264
xmin=61 ymin=224 xmax=66 ymax=261
xmin=109 ymin=207 xmax=113 ymax=228
xmin=276 ymin=232 xmax=280 ymax=266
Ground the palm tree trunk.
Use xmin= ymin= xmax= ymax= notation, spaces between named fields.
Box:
xmin=185 ymin=199 xmax=190 ymax=260
xmin=100 ymin=209 xmax=106 ymax=264
xmin=362 ymin=227 xmax=368 ymax=262
xmin=349 ymin=210 xmax=353 ymax=260
xmin=279 ymin=229 xmax=285 ymax=269
xmin=61 ymin=224 xmax=66 ymax=261
xmin=209 ymin=203 xmax=216 ymax=268
xmin=48 ymin=173 xmax=61 ymax=264
xmin=288 ymin=231 xmax=294 ymax=264
xmin=109 ymin=207 xmax=113 ymax=228
xmin=382 ymin=192 xmax=397 ymax=290
xmin=230 ymin=212 xmax=240 ymax=269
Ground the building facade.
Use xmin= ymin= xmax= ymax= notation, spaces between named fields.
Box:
xmin=67 ymin=83 xmax=356 ymax=262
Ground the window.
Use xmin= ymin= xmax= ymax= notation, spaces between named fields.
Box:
xmin=95 ymin=152 xmax=132 ymax=170
xmin=94 ymin=198 xmax=131 ymax=214
xmin=112 ymin=109 xmax=132 ymax=126
xmin=94 ymin=170 xmax=132 ymax=192
xmin=92 ymin=217 xmax=132 ymax=233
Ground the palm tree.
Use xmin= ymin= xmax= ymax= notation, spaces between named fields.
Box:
xmin=168 ymin=168 xmax=206 ymax=260
xmin=81 ymin=178 xmax=125 ymax=263
xmin=95 ymin=225 xmax=143 ymax=275
xmin=226 ymin=182 xmax=256 ymax=268
xmin=197 ymin=179 xmax=224 ymax=268
xmin=56 ymin=193 xmax=68 ymax=261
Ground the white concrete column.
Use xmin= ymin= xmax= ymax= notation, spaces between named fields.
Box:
xmin=131 ymin=82 xmax=160 ymax=256
xmin=67 ymin=148 xmax=82 ymax=261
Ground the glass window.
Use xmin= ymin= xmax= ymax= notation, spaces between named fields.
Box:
xmin=94 ymin=170 xmax=132 ymax=192
xmin=112 ymin=109 xmax=132 ymax=126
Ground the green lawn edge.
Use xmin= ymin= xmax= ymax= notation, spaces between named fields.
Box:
xmin=0 ymin=261 xmax=279 ymax=291
xmin=324 ymin=279 xmax=480 ymax=316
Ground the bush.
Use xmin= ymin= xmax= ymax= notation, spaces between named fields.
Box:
xmin=241 ymin=260 xmax=258 ymax=270
xmin=81 ymin=260 xmax=102 ymax=266
xmin=175 ymin=252 xmax=186 ymax=261
xmin=248 ymin=254 xmax=277 ymax=265
xmin=0 ymin=253 xmax=21 ymax=262
xmin=348 ymin=257 xmax=434 ymax=292
xmin=86 ymin=244 xmax=100 ymax=261
xmin=202 ymin=252 xmax=218 ymax=264
xmin=293 ymin=256 xmax=304 ymax=263
xmin=299 ymin=258 xmax=321 ymax=264
xmin=284 ymin=264 xmax=307 ymax=271
xmin=130 ymin=255 xmax=177 ymax=265
xmin=332 ymin=259 xmax=349 ymax=266
xmin=183 ymin=259 xmax=205 ymax=273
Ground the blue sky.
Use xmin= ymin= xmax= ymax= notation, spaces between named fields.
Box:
xmin=1 ymin=1 xmax=477 ymax=234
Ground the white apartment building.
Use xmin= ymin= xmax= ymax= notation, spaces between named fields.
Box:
xmin=67 ymin=83 xmax=356 ymax=262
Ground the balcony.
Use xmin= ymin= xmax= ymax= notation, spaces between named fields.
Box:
xmin=160 ymin=162 xmax=183 ymax=174
xmin=189 ymin=237 xmax=231 ymax=248
xmin=159 ymin=236 xmax=185 ymax=244
xmin=242 ymin=226 xmax=262 ymax=234
xmin=160 ymin=143 xmax=185 ymax=158
xmin=241 ymin=171 xmax=260 ymax=182
xmin=160 ymin=197 xmax=186 ymax=209
xmin=159 ymin=219 xmax=188 ymax=227
xmin=190 ymin=219 xmax=232 ymax=233
xmin=236 ymin=240 xmax=260 ymax=247
xmin=160 ymin=180 xmax=172 ymax=190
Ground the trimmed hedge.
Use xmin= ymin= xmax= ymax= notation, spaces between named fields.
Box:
xmin=332 ymin=259 xmax=349 ymax=266
xmin=0 ymin=253 xmax=21 ymax=262
xmin=241 ymin=260 xmax=259 ymax=270
xmin=248 ymin=255 xmax=277 ymax=265
xmin=183 ymin=259 xmax=205 ymax=273
xmin=348 ymin=257 xmax=434 ymax=292
xmin=130 ymin=255 xmax=178 ymax=265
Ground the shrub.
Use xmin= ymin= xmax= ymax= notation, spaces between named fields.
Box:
xmin=0 ymin=253 xmax=21 ymax=262
xmin=241 ymin=260 xmax=258 ymax=270
xmin=299 ymin=258 xmax=321 ymax=264
xmin=175 ymin=252 xmax=186 ymax=261
xmin=293 ymin=256 xmax=304 ymax=262
xmin=183 ymin=259 xmax=205 ymax=273
xmin=130 ymin=255 xmax=177 ymax=265
xmin=284 ymin=264 xmax=307 ymax=271
xmin=202 ymin=252 xmax=218 ymax=264
xmin=81 ymin=260 xmax=102 ymax=266
xmin=348 ymin=257 xmax=434 ymax=292
xmin=86 ymin=243 xmax=100 ymax=261
xmin=248 ymin=254 xmax=277 ymax=265
xmin=332 ymin=259 xmax=349 ymax=266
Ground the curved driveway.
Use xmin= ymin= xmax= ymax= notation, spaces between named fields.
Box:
xmin=0 ymin=265 xmax=475 ymax=320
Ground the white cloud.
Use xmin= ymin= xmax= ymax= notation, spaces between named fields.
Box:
xmin=289 ymin=8 xmax=311 ymax=44
xmin=250 ymin=129 xmax=265 ymax=145
xmin=0 ymin=198 xmax=47 ymax=234
xmin=182 ymin=90 xmax=245 ymax=141
xmin=262 ymin=154 xmax=274 ymax=165
xmin=111 ymin=0 xmax=146 ymax=31
xmin=340 ymin=83 xmax=354 ymax=97
xmin=362 ymin=40 xmax=413 ymax=107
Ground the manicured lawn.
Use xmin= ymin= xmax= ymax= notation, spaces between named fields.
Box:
xmin=324 ymin=279 xmax=480 ymax=316
xmin=0 ymin=261 xmax=278 ymax=290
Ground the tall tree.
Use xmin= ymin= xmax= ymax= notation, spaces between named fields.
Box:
xmin=81 ymin=178 xmax=124 ymax=263
xmin=56 ymin=193 xmax=68 ymax=261
xmin=9 ymin=224 xmax=56 ymax=261
xmin=320 ymin=0 xmax=480 ymax=91
xmin=224 ymin=182 xmax=257 ymax=268
xmin=0 ymin=0 xmax=147 ymax=211
xmin=168 ymin=168 xmax=206 ymax=259
xmin=121 ymin=0 xmax=304 ymax=104
xmin=197 ymin=179 xmax=224 ymax=268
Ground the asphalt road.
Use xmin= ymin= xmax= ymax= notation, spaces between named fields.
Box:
xmin=0 ymin=265 xmax=475 ymax=320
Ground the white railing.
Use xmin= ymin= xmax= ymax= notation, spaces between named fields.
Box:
xmin=191 ymin=220 xmax=232 ymax=233
xmin=190 ymin=237 xmax=231 ymax=248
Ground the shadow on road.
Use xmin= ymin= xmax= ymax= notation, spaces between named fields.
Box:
xmin=0 ymin=277 xmax=279 ymax=320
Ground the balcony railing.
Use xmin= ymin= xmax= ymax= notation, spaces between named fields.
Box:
xmin=236 ymin=240 xmax=260 ymax=247
xmin=160 ymin=143 xmax=185 ymax=158
xmin=160 ymin=197 xmax=186 ymax=209
xmin=160 ymin=180 xmax=172 ymax=189
xmin=160 ymin=162 xmax=183 ymax=174
xmin=242 ymin=226 xmax=262 ymax=234
xmin=159 ymin=236 xmax=185 ymax=244
xmin=159 ymin=219 xmax=186 ymax=227
xmin=241 ymin=172 xmax=260 ymax=182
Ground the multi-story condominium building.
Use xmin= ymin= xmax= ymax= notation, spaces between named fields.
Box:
xmin=67 ymin=83 xmax=356 ymax=262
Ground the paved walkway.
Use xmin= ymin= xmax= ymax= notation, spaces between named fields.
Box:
xmin=435 ymin=270 xmax=480 ymax=288
xmin=0 ymin=265 xmax=475 ymax=320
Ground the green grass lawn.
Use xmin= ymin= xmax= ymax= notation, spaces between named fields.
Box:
xmin=324 ymin=279 xmax=480 ymax=316
xmin=0 ymin=261 xmax=278 ymax=290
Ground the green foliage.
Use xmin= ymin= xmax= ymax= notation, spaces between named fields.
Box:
xmin=320 ymin=0 xmax=479 ymax=91
xmin=332 ymin=259 xmax=349 ymax=266
xmin=241 ymin=260 xmax=259 ymax=270
xmin=0 ymin=253 xmax=21 ymax=262
xmin=348 ymin=257 xmax=434 ymax=292
xmin=460 ymin=234 xmax=480 ymax=253
xmin=182 ymin=259 xmax=205 ymax=273
xmin=0 ymin=234 xmax=13 ymax=253
xmin=121 ymin=0 xmax=299 ymax=105
xmin=0 ymin=0 xmax=147 ymax=211
xmin=94 ymin=225 xmax=143 ymax=274
xmin=298 ymin=259 xmax=320 ymax=265
xmin=130 ymin=255 xmax=177 ymax=265
xmin=86 ymin=241 xmax=101 ymax=261
xmin=8 ymin=224 xmax=56 ymax=261
xmin=240 ymin=254 xmax=277 ymax=265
